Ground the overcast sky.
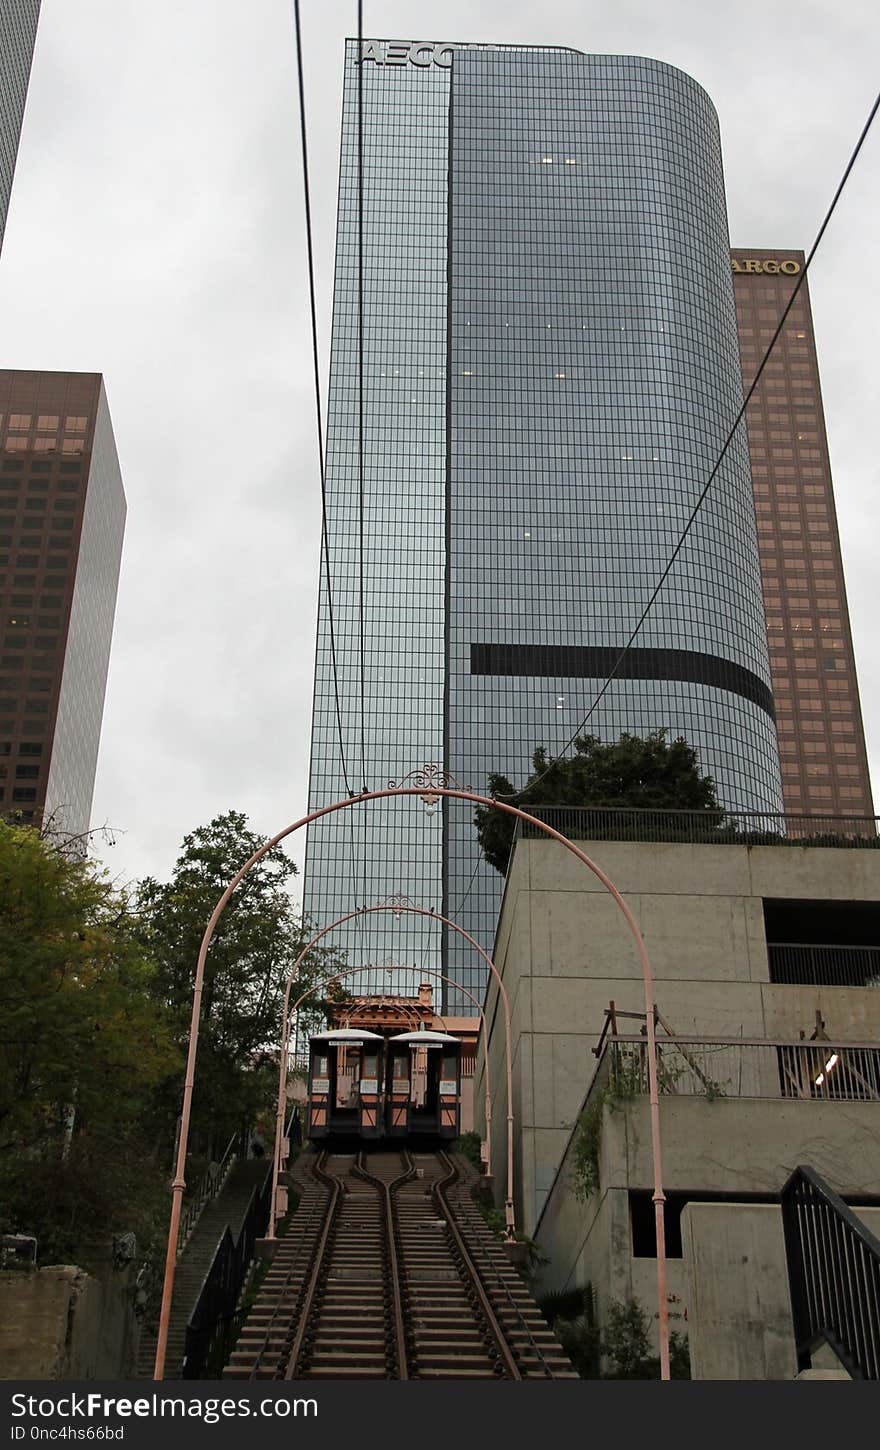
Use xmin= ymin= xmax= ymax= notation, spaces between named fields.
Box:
xmin=1 ymin=0 xmax=878 ymax=900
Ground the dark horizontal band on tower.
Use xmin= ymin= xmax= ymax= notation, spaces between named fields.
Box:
xmin=470 ymin=642 xmax=775 ymax=720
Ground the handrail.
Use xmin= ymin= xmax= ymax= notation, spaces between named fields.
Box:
xmin=511 ymin=806 xmax=880 ymax=849
xmin=178 ymin=1129 xmax=241 ymax=1256
xmin=781 ymin=1165 xmax=880 ymax=1379
xmin=768 ymin=941 xmax=880 ymax=988
xmin=604 ymin=1032 xmax=880 ymax=1051
xmin=602 ymin=1033 xmax=880 ymax=1102
xmin=770 ymin=941 xmax=880 ymax=953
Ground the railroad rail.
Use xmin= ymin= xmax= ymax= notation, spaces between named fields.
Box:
xmin=224 ymin=1147 xmax=575 ymax=1380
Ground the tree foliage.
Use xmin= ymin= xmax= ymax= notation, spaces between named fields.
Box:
xmin=136 ymin=810 xmax=345 ymax=1150
xmin=601 ymin=1298 xmax=691 ymax=1379
xmin=541 ymin=1289 xmax=690 ymax=1379
xmin=1 ymin=809 xmax=347 ymax=1268
xmin=474 ymin=730 xmax=723 ymax=873
xmin=0 ymin=820 xmax=179 ymax=1265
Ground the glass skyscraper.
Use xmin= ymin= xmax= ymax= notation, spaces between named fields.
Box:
xmin=0 ymin=371 xmax=126 ymax=842
xmin=305 ymin=41 xmax=783 ymax=1007
xmin=0 ymin=0 xmax=41 ymax=256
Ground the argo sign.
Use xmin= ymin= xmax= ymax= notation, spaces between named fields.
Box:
xmin=732 ymin=258 xmax=801 ymax=275
xmin=358 ymin=40 xmax=453 ymax=68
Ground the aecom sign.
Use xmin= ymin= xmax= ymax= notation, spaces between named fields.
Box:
xmin=732 ymin=258 xmax=801 ymax=275
xmin=358 ymin=40 xmax=453 ymax=68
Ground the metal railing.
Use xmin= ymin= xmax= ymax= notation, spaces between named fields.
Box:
xmin=182 ymin=1165 xmax=273 ymax=1380
xmin=513 ymin=806 xmax=880 ymax=849
xmin=177 ymin=1129 xmax=242 ymax=1256
xmin=782 ymin=1165 xmax=880 ymax=1378
xmin=768 ymin=942 xmax=880 ymax=989
xmin=600 ymin=1034 xmax=880 ymax=1102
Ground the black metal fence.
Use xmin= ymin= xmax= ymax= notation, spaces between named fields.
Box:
xmin=512 ymin=806 xmax=880 ymax=849
xmin=768 ymin=942 xmax=880 ymax=989
xmin=603 ymin=1035 xmax=880 ymax=1102
xmin=182 ymin=1166 xmax=273 ymax=1379
xmin=781 ymin=1165 xmax=880 ymax=1379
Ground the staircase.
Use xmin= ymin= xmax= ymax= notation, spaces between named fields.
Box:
xmin=138 ymin=1159 xmax=270 ymax=1379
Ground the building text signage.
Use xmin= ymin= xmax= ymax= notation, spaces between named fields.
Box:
xmin=732 ymin=258 xmax=801 ymax=275
xmin=359 ymin=40 xmax=452 ymax=68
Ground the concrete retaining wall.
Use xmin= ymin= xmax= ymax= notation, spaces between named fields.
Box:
xmin=477 ymin=839 xmax=880 ymax=1232
xmin=682 ymin=1203 xmax=880 ymax=1379
xmin=0 ymin=1265 xmax=139 ymax=1380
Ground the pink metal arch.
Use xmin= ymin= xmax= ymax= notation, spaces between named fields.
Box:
xmin=154 ymin=781 xmax=669 ymax=1380
xmin=269 ymin=956 xmax=492 ymax=1236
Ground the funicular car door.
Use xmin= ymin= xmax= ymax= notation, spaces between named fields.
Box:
xmin=308 ymin=1046 xmax=330 ymax=1137
xmin=359 ymin=1044 xmax=381 ymax=1136
xmin=438 ymin=1045 xmax=460 ymax=1137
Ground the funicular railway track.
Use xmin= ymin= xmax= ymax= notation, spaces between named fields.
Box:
xmin=225 ymin=1148 xmax=575 ymax=1381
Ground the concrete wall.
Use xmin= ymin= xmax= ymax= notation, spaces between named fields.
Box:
xmin=476 ymin=840 xmax=880 ymax=1233
xmin=532 ymin=1091 xmax=880 ymax=1376
xmin=0 ymin=1265 xmax=139 ymax=1380
xmin=474 ymin=838 xmax=880 ymax=1378
xmin=535 ymin=1094 xmax=880 ymax=1292
xmin=682 ymin=1203 xmax=880 ymax=1379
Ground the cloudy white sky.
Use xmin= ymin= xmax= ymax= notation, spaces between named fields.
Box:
xmin=1 ymin=0 xmax=878 ymax=898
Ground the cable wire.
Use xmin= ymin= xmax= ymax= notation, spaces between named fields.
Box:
xmin=357 ymin=1 xmax=367 ymax=796
xmin=453 ymin=847 xmax=484 ymax=918
xmin=292 ymin=0 xmax=355 ymax=800
xmin=356 ymin=2 xmax=369 ymax=922
xmin=500 ymin=86 xmax=880 ymax=803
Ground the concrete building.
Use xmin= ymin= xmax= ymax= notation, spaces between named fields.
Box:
xmin=0 ymin=0 xmax=41 ymax=256
xmin=0 ymin=370 xmax=126 ymax=840
xmin=732 ymin=249 xmax=873 ymax=817
xmin=305 ymin=40 xmax=782 ymax=1009
xmin=476 ymin=829 xmax=880 ymax=1377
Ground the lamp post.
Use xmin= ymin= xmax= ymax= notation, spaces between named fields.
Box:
xmin=153 ymin=769 xmax=668 ymax=1380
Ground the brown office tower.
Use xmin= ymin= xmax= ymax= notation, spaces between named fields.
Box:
xmin=0 ymin=371 xmax=125 ymax=840
xmin=732 ymin=249 xmax=873 ymax=817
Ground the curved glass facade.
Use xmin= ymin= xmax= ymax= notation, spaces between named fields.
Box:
xmin=445 ymin=48 xmax=782 ymax=997
xmin=305 ymin=42 xmax=783 ymax=1008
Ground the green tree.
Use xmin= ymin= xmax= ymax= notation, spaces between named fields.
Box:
xmin=0 ymin=820 xmax=179 ymax=1265
xmin=475 ymin=729 xmax=723 ymax=873
xmin=540 ymin=1289 xmax=690 ymax=1379
xmin=601 ymin=1298 xmax=691 ymax=1379
xmin=136 ymin=811 xmax=345 ymax=1153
